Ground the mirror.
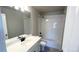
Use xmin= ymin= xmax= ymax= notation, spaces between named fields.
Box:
xmin=1 ymin=6 xmax=31 ymax=39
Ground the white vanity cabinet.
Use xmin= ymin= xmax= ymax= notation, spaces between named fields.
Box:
xmin=27 ymin=40 xmax=41 ymax=52
xmin=6 ymin=34 xmax=41 ymax=52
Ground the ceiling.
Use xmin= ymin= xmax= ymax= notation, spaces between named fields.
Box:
xmin=32 ymin=6 xmax=66 ymax=13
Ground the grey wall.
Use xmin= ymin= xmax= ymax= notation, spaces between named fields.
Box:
xmin=24 ymin=16 xmax=31 ymax=34
xmin=43 ymin=11 xmax=65 ymax=15
xmin=1 ymin=7 xmax=25 ymax=38
xmin=38 ymin=11 xmax=65 ymax=35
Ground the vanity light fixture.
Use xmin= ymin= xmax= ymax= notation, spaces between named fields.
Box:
xmin=21 ymin=7 xmax=25 ymax=12
xmin=10 ymin=6 xmax=30 ymax=12
xmin=14 ymin=6 xmax=20 ymax=10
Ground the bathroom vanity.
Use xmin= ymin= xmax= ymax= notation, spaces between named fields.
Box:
xmin=6 ymin=34 xmax=41 ymax=52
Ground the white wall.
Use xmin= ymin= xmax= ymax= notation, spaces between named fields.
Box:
xmin=38 ymin=11 xmax=66 ymax=35
xmin=62 ymin=6 xmax=79 ymax=52
xmin=30 ymin=7 xmax=40 ymax=35
xmin=1 ymin=7 xmax=25 ymax=38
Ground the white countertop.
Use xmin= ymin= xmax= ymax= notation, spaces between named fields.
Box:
xmin=6 ymin=34 xmax=41 ymax=52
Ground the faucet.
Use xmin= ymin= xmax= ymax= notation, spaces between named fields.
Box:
xmin=18 ymin=36 xmax=25 ymax=42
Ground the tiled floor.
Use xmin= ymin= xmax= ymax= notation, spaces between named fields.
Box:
xmin=40 ymin=46 xmax=63 ymax=52
xmin=48 ymin=48 xmax=63 ymax=52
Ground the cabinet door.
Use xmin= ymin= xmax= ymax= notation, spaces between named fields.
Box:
xmin=27 ymin=40 xmax=40 ymax=52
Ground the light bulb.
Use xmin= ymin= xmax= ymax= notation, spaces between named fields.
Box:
xmin=14 ymin=6 xmax=19 ymax=10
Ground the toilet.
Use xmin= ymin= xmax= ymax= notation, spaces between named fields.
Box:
xmin=40 ymin=39 xmax=59 ymax=52
xmin=40 ymin=40 xmax=47 ymax=51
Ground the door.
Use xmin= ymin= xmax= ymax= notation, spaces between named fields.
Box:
xmin=0 ymin=14 xmax=6 ymax=52
xmin=41 ymin=15 xmax=65 ymax=49
xmin=62 ymin=6 xmax=79 ymax=52
xmin=1 ymin=14 xmax=8 ymax=39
